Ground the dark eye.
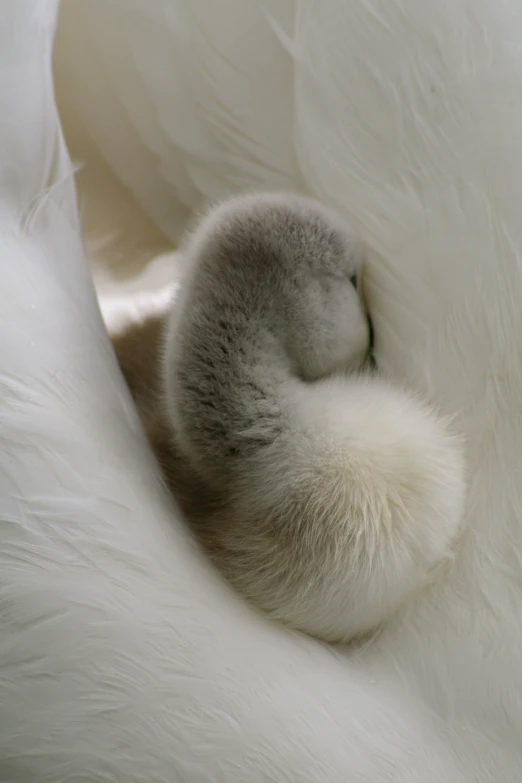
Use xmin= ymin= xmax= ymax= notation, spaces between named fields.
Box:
xmin=349 ymin=274 xmax=358 ymax=288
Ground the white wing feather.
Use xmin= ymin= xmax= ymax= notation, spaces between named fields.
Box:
xmin=0 ymin=1 xmax=72 ymax=213
xmin=3 ymin=0 xmax=522 ymax=779
xmin=54 ymin=0 xmax=301 ymax=242
xmin=293 ymin=1 xmax=522 ymax=777
xmin=0 ymin=2 xmax=466 ymax=781
xmin=57 ymin=0 xmax=522 ymax=777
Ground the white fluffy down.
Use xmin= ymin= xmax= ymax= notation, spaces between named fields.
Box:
xmin=242 ymin=377 xmax=465 ymax=642
xmin=1 ymin=0 xmax=522 ymax=781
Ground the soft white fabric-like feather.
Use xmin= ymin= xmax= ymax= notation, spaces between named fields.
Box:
xmin=54 ymin=0 xmax=302 ymax=242
xmin=293 ymin=3 xmax=522 ymax=775
xmin=0 ymin=2 xmax=70 ymax=212
xmin=3 ymin=0 xmax=522 ymax=779
xmin=0 ymin=2 xmax=467 ymax=781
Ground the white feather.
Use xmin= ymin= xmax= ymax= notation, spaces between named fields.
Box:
xmin=54 ymin=0 xmax=301 ymax=242
xmin=0 ymin=1 xmax=71 ymax=213
xmin=0 ymin=2 xmax=466 ymax=781
xmin=2 ymin=0 xmax=522 ymax=780
xmin=60 ymin=0 xmax=522 ymax=778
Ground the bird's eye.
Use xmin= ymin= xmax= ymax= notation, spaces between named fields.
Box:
xmin=349 ymin=274 xmax=357 ymax=288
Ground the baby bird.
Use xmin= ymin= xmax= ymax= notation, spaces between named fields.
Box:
xmin=112 ymin=192 xmax=466 ymax=643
